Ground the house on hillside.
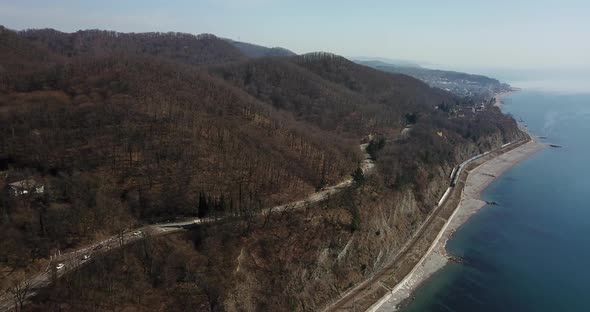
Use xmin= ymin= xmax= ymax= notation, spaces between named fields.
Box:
xmin=7 ymin=178 xmax=44 ymax=196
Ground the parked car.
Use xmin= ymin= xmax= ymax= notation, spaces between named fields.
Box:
xmin=132 ymin=230 xmax=142 ymax=237
xmin=55 ymin=263 xmax=65 ymax=270
xmin=81 ymin=254 xmax=90 ymax=261
xmin=93 ymin=244 xmax=103 ymax=251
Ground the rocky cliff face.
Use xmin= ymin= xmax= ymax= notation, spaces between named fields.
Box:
xmin=26 ymin=124 xmax=526 ymax=312
xmin=203 ymin=153 xmax=456 ymax=310
xmin=209 ymin=127 xmax=526 ymax=311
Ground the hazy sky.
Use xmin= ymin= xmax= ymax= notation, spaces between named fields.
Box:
xmin=2 ymin=0 xmax=589 ymax=70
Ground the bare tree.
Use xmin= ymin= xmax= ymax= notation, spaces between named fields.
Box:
xmin=117 ymin=228 xmax=125 ymax=247
xmin=7 ymin=276 xmax=32 ymax=312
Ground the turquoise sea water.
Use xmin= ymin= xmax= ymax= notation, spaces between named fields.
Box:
xmin=400 ymin=87 xmax=590 ymax=312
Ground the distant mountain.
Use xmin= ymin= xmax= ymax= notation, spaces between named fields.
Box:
xmin=225 ymin=39 xmax=296 ymax=58
xmin=356 ymin=58 xmax=512 ymax=99
xmin=352 ymin=56 xmax=422 ymax=68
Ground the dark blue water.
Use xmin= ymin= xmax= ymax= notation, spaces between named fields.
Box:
xmin=400 ymin=89 xmax=590 ymax=312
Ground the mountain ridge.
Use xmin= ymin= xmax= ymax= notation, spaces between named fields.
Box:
xmin=224 ymin=38 xmax=296 ymax=58
xmin=0 ymin=25 xmax=524 ymax=312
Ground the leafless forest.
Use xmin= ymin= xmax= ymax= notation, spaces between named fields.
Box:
xmin=0 ymin=26 xmax=522 ymax=311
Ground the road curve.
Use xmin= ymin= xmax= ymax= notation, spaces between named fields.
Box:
xmin=0 ymin=143 xmax=374 ymax=312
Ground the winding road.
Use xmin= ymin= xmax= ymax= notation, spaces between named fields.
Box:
xmin=0 ymin=144 xmax=375 ymax=312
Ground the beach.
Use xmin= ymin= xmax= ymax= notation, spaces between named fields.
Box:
xmin=493 ymin=89 xmax=519 ymax=108
xmin=372 ymin=139 xmax=546 ymax=312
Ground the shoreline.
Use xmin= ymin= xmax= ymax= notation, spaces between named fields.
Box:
xmin=493 ymin=88 xmax=519 ymax=108
xmin=373 ymin=139 xmax=546 ymax=311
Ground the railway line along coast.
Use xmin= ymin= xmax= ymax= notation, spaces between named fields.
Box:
xmin=326 ymin=134 xmax=545 ymax=312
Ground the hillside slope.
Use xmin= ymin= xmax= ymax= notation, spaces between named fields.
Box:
xmin=0 ymin=27 xmax=524 ymax=312
xmin=211 ymin=53 xmax=460 ymax=137
xmin=0 ymin=27 xmax=358 ymax=268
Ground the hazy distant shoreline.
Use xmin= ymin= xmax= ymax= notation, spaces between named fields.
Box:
xmin=493 ymin=88 xmax=520 ymax=109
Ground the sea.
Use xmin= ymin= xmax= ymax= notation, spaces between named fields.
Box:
xmin=399 ymin=76 xmax=590 ymax=312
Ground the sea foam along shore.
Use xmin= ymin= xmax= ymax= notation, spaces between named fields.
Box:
xmin=370 ymin=138 xmax=546 ymax=312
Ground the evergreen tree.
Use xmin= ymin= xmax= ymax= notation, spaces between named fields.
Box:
xmin=197 ymin=193 xmax=208 ymax=218
xmin=352 ymin=167 xmax=364 ymax=184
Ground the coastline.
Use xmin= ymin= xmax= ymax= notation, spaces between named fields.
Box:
xmin=493 ymin=88 xmax=519 ymax=108
xmin=372 ymin=139 xmax=546 ymax=311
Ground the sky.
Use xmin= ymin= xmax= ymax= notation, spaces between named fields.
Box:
xmin=1 ymin=0 xmax=589 ymax=71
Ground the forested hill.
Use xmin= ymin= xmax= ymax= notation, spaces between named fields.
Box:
xmin=0 ymin=25 xmax=465 ymax=239
xmin=0 ymin=26 xmax=523 ymax=311
xmin=293 ymin=53 xmax=456 ymax=109
xmin=210 ymin=52 xmax=459 ymax=134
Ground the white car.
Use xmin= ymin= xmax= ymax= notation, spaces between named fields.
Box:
xmin=81 ymin=254 xmax=90 ymax=261
xmin=132 ymin=230 xmax=142 ymax=237
xmin=55 ymin=263 xmax=65 ymax=270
